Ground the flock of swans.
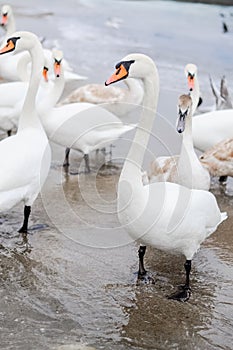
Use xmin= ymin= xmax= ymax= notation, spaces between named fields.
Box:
xmin=0 ymin=4 xmax=233 ymax=302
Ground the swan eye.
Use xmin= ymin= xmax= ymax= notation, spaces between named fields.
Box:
xmin=116 ymin=67 xmax=121 ymax=75
xmin=200 ymin=155 xmax=204 ymax=160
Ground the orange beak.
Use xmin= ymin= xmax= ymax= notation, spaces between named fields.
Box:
xmin=1 ymin=14 xmax=7 ymax=26
xmin=0 ymin=39 xmax=15 ymax=54
xmin=54 ymin=61 xmax=61 ymax=77
xmin=105 ymin=64 xmax=128 ymax=86
xmin=187 ymin=75 xmax=195 ymax=90
xmin=43 ymin=67 xmax=48 ymax=82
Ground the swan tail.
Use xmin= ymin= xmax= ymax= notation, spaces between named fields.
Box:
xmin=220 ymin=211 xmax=228 ymax=224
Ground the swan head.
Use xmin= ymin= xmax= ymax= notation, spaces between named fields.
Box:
xmin=1 ymin=4 xmax=13 ymax=28
xmin=52 ymin=49 xmax=63 ymax=78
xmin=185 ymin=63 xmax=197 ymax=91
xmin=0 ymin=31 xmax=41 ymax=55
xmin=105 ymin=53 xmax=156 ymax=85
xmin=176 ymin=94 xmax=192 ymax=133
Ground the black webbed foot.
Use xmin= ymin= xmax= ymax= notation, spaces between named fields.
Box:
xmin=168 ymin=285 xmax=191 ymax=302
xmin=137 ymin=271 xmax=155 ymax=285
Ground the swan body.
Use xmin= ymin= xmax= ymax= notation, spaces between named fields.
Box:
xmin=41 ymin=102 xmax=136 ymax=156
xmin=0 ymin=31 xmax=51 ymax=232
xmin=105 ymin=53 xmax=227 ymax=300
xmin=59 ymin=78 xmax=144 ymax=117
xmin=0 ymin=4 xmax=87 ymax=82
xmin=200 ymin=138 xmax=233 ymax=178
xmin=192 ymin=109 xmax=233 ymax=152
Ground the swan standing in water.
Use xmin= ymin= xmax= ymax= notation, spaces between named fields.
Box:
xmin=0 ymin=31 xmax=51 ymax=233
xmin=147 ymin=63 xmax=210 ymax=190
xmin=0 ymin=4 xmax=87 ymax=82
xmin=38 ymin=52 xmax=136 ymax=172
xmin=148 ymin=94 xmax=210 ymax=190
xmin=105 ymin=53 xmax=227 ymax=301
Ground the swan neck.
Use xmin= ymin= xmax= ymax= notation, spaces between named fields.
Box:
xmin=180 ymin=113 xmax=196 ymax=161
xmin=182 ymin=114 xmax=193 ymax=146
xmin=7 ymin=16 xmax=16 ymax=36
xmin=17 ymin=53 xmax=31 ymax=81
xmin=124 ymin=66 xmax=159 ymax=174
xmin=124 ymin=78 xmax=144 ymax=97
xmin=18 ymin=40 xmax=44 ymax=131
xmin=190 ymin=75 xmax=200 ymax=114
xmin=38 ymin=66 xmax=65 ymax=116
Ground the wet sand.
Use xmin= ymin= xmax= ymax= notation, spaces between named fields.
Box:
xmin=1 ymin=1 xmax=233 ymax=349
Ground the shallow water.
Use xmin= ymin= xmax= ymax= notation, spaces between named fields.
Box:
xmin=1 ymin=1 xmax=233 ymax=349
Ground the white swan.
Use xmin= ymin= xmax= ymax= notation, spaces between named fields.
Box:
xmin=148 ymin=95 xmax=210 ymax=190
xmin=200 ymin=138 xmax=233 ymax=182
xmin=0 ymin=31 xmax=51 ymax=233
xmin=59 ymin=78 xmax=144 ymax=117
xmin=0 ymin=4 xmax=87 ymax=82
xmin=105 ymin=53 xmax=227 ymax=301
xmin=38 ymin=56 xmax=136 ymax=172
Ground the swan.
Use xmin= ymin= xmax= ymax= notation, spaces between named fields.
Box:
xmin=0 ymin=4 xmax=87 ymax=82
xmin=148 ymin=94 xmax=210 ymax=190
xmin=105 ymin=53 xmax=227 ymax=301
xmin=0 ymin=31 xmax=51 ymax=233
xmin=38 ymin=55 xmax=136 ymax=172
xmin=59 ymin=78 xmax=144 ymax=117
xmin=200 ymin=138 xmax=233 ymax=183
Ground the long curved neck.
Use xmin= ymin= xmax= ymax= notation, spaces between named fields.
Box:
xmin=7 ymin=15 xmax=16 ymax=36
xmin=123 ymin=65 xmax=159 ymax=177
xmin=190 ymin=75 xmax=200 ymax=115
xmin=179 ymin=112 xmax=198 ymax=168
xmin=124 ymin=78 xmax=144 ymax=102
xmin=182 ymin=114 xmax=193 ymax=147
xmin=18 ymin=40 xmax=44 ymax=131
xmin=38 ymin=66 xmax=65 ymax=116
xmin=17 ymin=52 xmax=31 ymax=81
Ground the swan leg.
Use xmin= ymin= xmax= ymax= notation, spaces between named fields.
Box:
xmin=63 ymin=147 xmax=70 ymax=167
xmin=137 ymin=245 xmax=155 ymax=284
xmin=7 ymin=130 xmax=12 ymax=137
xmin=168 ymin=259 xmax=192 ymax=302
xmin=84 ymin=154 xmax=90 ymax=173
xmin=219 ymin=175 xmax=228 ymax=184
xmin=18 ymin=205 xmax=31 ymax=233
xmin=138 ymin=245 xmax=147 ymax=277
